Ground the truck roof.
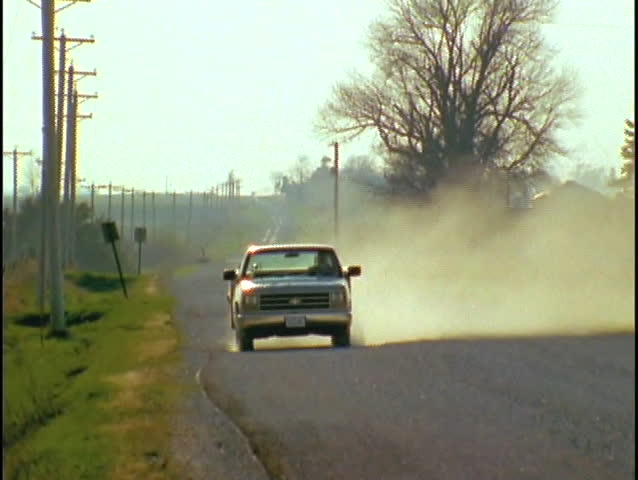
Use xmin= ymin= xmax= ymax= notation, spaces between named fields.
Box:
xmin=246 ymin=243 xmax=336 ymax=254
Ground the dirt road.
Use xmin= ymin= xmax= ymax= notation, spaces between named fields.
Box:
xmin=171 ymin=262 xmax=634 ymax=480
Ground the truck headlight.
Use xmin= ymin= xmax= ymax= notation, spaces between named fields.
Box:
xmin=330 ymin=289 xmax=347 ymax=308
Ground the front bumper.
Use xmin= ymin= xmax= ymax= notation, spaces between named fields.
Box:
xmin=236 ymin=310 xmax=351 ymax=338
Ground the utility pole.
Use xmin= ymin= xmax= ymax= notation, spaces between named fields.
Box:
xmin=60 ymin=82 xmax=75 ymax=267
xmin=35 ymin=155 xmax=48 ymax=324
xmin=186 ymin=190 xmax=193 ymax=245
xmin=51 ymin=35 xmax=95 ymax=217
xmin=56 ymin=32 xmax=67 ymax=192
xmin=142 ymin=190 xmax=147 ymax=227
xmin=39 ymin=0 xmax=65 ymax=333
xmin=151 ymin=191 xmax=156 ymax=239
xmin=172 ymin=191 xmax=177 ymax=241
xmin=66 ymin=89 xmax=96 ymax=266
xmin=61 ymin=68 xmax=74 ymax=267
xmin=201 ymin=191 xmax=207 ymax=227
xmin=59 ymin=67 xmax=97 ymax=235
xmin=107 ymin=182 xmax=112 ymax=219
xmin=208 ymin=187 xmax=217 ymax=213
xmin=90 ymin=182 xmax=95 ymax=220
xmin=33 ymin=30 xmax=95 ymax=269
xmin=120 ymin=187 xmax=126 ymax=240
xmin=3 ymin=148 xmax=33 ymax=260
xmin=334 ymin=141 xmax=340 ymax=237
xmin=130 ymin=188 xmax=135 ymax=241
xmin=29 ymin=0 xmax=94 ymax=333
xmin=228 ymin=172 xmax=235 ymax=200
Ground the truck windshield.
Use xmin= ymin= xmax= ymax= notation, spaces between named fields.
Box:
xmin=244 ymin=250 xmax=341 ymax=278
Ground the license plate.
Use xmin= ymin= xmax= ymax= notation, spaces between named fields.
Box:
xmin=285 ymin=315 xmax=306 ymax=328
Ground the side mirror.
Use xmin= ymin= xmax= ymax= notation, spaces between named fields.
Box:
xmin=223 ymin=269 xmax=237 ymax=281
xmin=346 ymin=265 xmax=361 ymax=277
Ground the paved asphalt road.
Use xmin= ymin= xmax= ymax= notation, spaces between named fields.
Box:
xmin=171 ymin=261 xmax=634 ymax=480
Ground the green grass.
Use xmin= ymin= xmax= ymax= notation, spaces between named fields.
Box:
xmin=3 ymin=261 xmax=186 ymax=480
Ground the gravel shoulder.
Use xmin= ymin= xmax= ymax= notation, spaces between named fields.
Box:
xmin=167 ymin=261 xmax=270 ymax=480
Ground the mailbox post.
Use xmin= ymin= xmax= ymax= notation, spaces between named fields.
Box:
xmin=101 ymin=221 xmax=128 ymax=298
xmin=134 ymin=227 xmax=147 ymax=276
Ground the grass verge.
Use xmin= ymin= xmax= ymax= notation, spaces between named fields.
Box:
xmin=3 ymin=260 xmax=186 ymax=480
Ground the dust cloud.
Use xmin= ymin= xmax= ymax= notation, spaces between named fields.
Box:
xmin=335 ymin=182 xmax=634 ymax=345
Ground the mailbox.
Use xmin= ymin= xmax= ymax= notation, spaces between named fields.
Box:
xmin=134 ymin=227 xmax=147 ymax=243
xmin=101 ymin=221 xmax=119 ymax=243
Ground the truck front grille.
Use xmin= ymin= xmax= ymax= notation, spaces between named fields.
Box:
xmin=260 ymin=292 xmax=330 ymax=311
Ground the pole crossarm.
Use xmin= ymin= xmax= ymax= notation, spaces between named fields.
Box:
xmin=55 ymin=68 xmax=97 ymax=78
xmin=32 ymin=34 xmax=95 ymax=44
xmin=64 ymin=112 xmax=93 ymax=119
xmin=78 ymin=93 xmax=98 ymax=105
xmin=3 ymin=150 xmax=34 ymax=158
xmin=32 ymin=32 xmax=95 ymax=61
xmin=63 ymin=92 xmax=97 ymax=99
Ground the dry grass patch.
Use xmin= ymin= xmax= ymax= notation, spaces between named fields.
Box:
xmin=102 ymin=389 xmax=146 ymax=410
xmin=145 ymin=275 xmax=159 ymax=296
xmin=137 ymin=338 xmax=178 ymax=362
xmin=105 ymin=368 xmax=157 ymax=389
xmin=100 ymin=418 xmax=154 ymax=433
xmin=144 ymin=312 xmax=172 ymax=329
xmin=101 ymin=369 xmax=159 ymax=410
xmin=110 ymin=456 xmax=167 ymax=480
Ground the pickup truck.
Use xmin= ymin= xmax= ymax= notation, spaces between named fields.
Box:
xmin=222 ymin=243 xmax=361 ymax=351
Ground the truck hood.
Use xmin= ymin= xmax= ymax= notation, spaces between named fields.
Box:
xmin=240 ymin=276 xmax=348 ymax=291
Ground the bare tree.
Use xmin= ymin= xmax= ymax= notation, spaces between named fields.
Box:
xmin=270 ymin=170 xmax=285 ymax=194
xmin=24 ymin=158 xmax=42 ymax=197
xmin=289 ymin=155 xmax=312 ymax=184
xmin=316 ymin=0 xmax=580 ymax=193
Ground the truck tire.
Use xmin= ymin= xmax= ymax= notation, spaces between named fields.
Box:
xmin=331 ymin=327 xmax=351 ymax=348
xmin=236 ymin=328 xmax=254 ymax=352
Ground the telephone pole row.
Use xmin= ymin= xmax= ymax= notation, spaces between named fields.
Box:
xmin=2 ymin=148 xmax=34 ymax=259
xmin=61 ymin=68 xmax=98 ymax=267
xmin=30 ymin=0 xmax=94 ymax=334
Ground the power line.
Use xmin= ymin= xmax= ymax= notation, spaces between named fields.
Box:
xmin=3 ymin=1 xmax=23 ymax=66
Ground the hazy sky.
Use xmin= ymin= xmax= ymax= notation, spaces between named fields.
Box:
xmin=2 ymin=0 xmax=634 ymax=196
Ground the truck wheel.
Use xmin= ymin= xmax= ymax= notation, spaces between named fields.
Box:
xmin=332 ymin=327 xmax=351 ymax=348
xmin=236 ymin=328 xmax=254 ymax=352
